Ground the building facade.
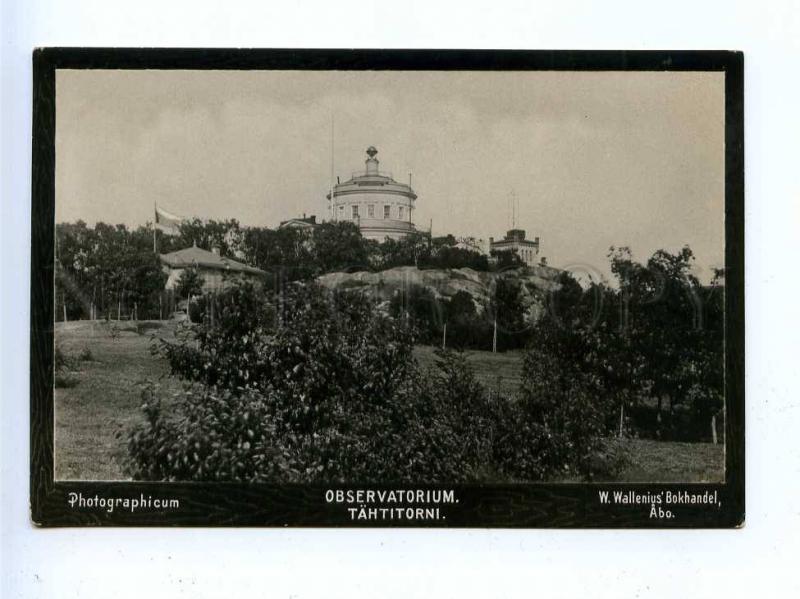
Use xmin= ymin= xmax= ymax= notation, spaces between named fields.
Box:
xmin=327 ymin=146 xmax=417 ymax=241
xmin=489 ymin=229 xmax=541 ymax=267
xmin=160 ymin=243 xmax=265 ymax=293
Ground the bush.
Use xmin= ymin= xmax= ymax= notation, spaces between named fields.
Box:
xmin=55 ymin=344 xmax=71 ymax=371
xmin=78 ymin=347 xmax=94 ymax=361
xmin=135 ymin=282 xmax=456 ymax=481
xmin=55 ymin=373 xmax=80 ymax=389
xmin=494 ymin=347 xmax=607 ymax=480
xmin=128 ymin=351 xmax=497 ymax=483
xmin=127 ymin=383 xmax=288 ymax=481
xmin=130 ymin=280 xmax=609 ymax=483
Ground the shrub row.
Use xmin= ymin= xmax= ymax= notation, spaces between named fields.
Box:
xmin=128 ymin=281 xmax=621 ymax=482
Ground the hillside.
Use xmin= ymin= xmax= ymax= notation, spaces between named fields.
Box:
xmin=317 ymin=265 xmax=562 ymax=321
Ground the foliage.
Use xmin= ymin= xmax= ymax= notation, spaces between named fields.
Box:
xmin=55 ymin=345 xmax=71 ymax=371
xmin=606 ymin=246 xmax=724 ymax=440
xmin=376 ymin=231 xmax=491 ymax=271
xmin=175 ymin=266 xmax=204 ymax=300
xmin=54 ymin=345 xmax=80 ymax=388
xmin=523 ymin=247 xmax=725 ymax=443
xmin=388 ymin=284 xmax=445 ymax=345
xmin=131 ymin=281 xmax=609 ymax=482
xmin=240 ymin=225 xmax=315 ymax=281
xmin=158 ymin=218 xmax=243 ymax=258
xmin=56 ymin=221 xmax=167 ymax=321
xmin=490 ymin=248 xmax=525 ymax=269
xmin=55 ymin=373 xmax=80 ymax=389
xmin=55 ymin=218 xmax=523 ymax=326
xmin=311 ymin=221 xmax=372 ymax=273
xmin=502 ymin=346 xmax=608 ymax=479
xmin=490 ymin=277 xmax=530 ymax=350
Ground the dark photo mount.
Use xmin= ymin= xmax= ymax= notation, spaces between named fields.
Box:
xmin=30 ymin=48 xmax=744 ymax=528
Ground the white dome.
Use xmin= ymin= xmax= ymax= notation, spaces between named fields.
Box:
xmin=327 ymin=147 xmax=417 ymax=241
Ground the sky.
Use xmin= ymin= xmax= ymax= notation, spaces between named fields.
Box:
xmin=55 ymin=69 xmax=725 ymax=282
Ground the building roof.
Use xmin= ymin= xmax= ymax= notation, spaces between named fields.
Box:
xmin=279 ymin=215 xmax=317 ymax=228
xmin=327 ymin=147 xmax=417 ymax=201
xmin=490 ymin=229 xmax=540 ymax=247
xmin=159 ymin=244 xmax=265 ymax=275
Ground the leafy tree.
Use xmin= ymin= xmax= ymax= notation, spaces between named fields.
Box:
xmin=607 ymin=245 xmax=719 ymax=437
xmin=389 ymin=284 xmax=445 ymax=345
xmin=507 ymin=345 xmax=607 ymax=479
xmin=311 ymin=221 xmax=371 ymax=273
xmin=376 ymin=230 xmax=432 ymax=269
xmin=159 ymin=218 xmax=242 ymax=257
xmin=445 ymin=290 xmax=477 ymax=322
xmin=240 ymin=226 xmax=314 ymax=282
xmin=176 ymin=267 xmax=204 ymax=301
xmin=490 ymin=277 xmax=529 ymax=350
xmin=56 ymin=221 xmax=167 ymax=320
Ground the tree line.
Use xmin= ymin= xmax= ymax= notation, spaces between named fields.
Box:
xmin=127 ymin=240 xmax=724 ymax=484
xmin=55 ymin=218 xmax=523 ymax=321
xmin=387 ymin=245 xmax=725 ymax=442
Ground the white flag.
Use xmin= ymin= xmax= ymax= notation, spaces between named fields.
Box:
xmin=154 ymin=205 xmax=183 ymax=234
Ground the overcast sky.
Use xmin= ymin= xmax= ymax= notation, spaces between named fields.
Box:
xmin=56 ymin=69 xmax=724 ymax=281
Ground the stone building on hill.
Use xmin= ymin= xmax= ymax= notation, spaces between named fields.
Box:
xmin=489 ymin=229 xmax=541 ymax=267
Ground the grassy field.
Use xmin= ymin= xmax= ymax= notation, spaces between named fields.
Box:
xmin=54 ymin=320 xmax=184 ymax=480
xmin=54 ymin=323 xmax=723 ymax=482
xmin=414 ymin=345 xmax=524 ymax=397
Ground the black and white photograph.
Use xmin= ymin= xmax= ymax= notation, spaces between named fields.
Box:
xmin=29 ymin=49 xmax=744 ymax=528
xmin=10 ymin=0 xmax=800 ymax=595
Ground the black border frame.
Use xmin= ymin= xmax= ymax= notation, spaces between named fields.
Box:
xmin=31 ymin=48 xmax=744 ymax=528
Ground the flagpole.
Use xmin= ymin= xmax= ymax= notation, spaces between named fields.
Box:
xmin=330 ymin=112 xmax=334 ymax=221
xmin=153 ymin=202 xmax=157 ymax=253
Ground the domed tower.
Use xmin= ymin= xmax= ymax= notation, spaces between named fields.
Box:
xmin=326 ymin=146 xmax=417 ymax=241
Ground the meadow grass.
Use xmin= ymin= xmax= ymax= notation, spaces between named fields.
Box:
xmin=54 ymin=323 xmax=724 ymax=482
xmin=54 ymin=320 xmax=183 ymax=480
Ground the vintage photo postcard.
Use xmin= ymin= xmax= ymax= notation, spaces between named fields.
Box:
xmin=30 ymin=49 xmax=744 ymax=527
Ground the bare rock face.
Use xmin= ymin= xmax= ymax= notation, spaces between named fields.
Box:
xmin=317 ymin=265 xmax=562 ymax=322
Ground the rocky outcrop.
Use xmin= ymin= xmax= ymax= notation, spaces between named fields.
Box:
xmin=317 ymin=265 xmax=562 ymax=321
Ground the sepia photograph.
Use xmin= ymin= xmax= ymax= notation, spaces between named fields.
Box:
xmin=7 ymin=0 xmax=797 ymax=592
xmin=31 ymin=49 xmax=743 ymax=527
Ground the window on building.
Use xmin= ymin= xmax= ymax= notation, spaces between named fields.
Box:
xmin=368 ymin=204 xmax=374 ymax=218
xmin=352 ymin=205 xmax=359 ymax=219
xmin=398 ymin=206 xmax=405 ymax=220
xmin=338 ymin=205 xmax=344 ymax=220
xmin=384 ymin=205 xmax=391 ymax=219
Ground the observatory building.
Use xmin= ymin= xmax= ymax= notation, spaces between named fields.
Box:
xmin=327 ymin=146 xmax=417 ymax=241
xmin=489 ymin=229 xmax=541 ymax=267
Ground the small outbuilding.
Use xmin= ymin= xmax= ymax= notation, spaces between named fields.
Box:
xmin=160 ymin=243 xmax=265 ymax=293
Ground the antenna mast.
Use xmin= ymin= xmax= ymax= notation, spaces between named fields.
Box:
xmin=329 ymin=113 xmax=334 ymax=220
xmin=511 ymin=189 xmax=516 ymax=229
